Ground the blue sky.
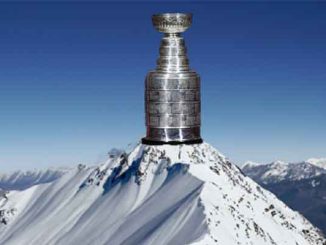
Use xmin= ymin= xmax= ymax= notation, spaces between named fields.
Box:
xmin=0 ymin=2 xmax=325 ymax=171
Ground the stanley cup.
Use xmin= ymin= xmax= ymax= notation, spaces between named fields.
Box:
xmin=142 ymin=13 xmax=203 ymax=145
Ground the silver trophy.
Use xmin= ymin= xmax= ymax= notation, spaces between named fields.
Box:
xmin=142 ymin=13 xmax=203 ymax=145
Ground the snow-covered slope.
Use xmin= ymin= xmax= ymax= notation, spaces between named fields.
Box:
xmin=0 ymin=143 xmax=324 ymax=245
xmin=242 ymin=160 xmax=326 ymax=185
xmin=0 ymin=168 xmax=69 ymax=191
xmin=242 ymin=158 xmax=326 ymax=236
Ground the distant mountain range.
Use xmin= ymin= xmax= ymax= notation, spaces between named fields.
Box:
xmin=242 ymin=158 xmax=326 ymax=236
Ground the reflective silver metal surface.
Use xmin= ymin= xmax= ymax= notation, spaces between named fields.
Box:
xmin=142 ymin=13 xmax=203 ymax=145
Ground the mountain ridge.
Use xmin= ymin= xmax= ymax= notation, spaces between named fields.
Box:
xmin=0 ymin=143 xmax=324 ymax=245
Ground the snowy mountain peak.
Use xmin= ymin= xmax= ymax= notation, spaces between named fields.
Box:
xmin=272 ymin=160 xmax=288 ymax=165
xmin=306 ymin=158 xmax=326 ymax=170
xmin=242 ymin=161 xmax=261 ymax=168
xmin=0 ymin=143 xmax=325 ymax=245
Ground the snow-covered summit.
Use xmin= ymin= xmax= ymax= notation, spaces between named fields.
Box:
xmin=0 ymin=143 xmax=324 ymax=245
xmin=242 ymin=161 xmax=262 ymax=169
xmin=307 ymin=158 xmax=326 ymax=170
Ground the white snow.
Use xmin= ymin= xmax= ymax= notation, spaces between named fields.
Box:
xmin=0 ymin=168 xmax=69 ymax=190
xmin=242 ymin=161 xmax=262 ymax=168
xmin=311 ymin=179 xmax=320 ymax=187
xmin=0 ymin=143 xmax=324 ymax=245
xmin=307 ymin=158 xmax=326 ymax=170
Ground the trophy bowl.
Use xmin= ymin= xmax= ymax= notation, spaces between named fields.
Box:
xmin=152 ymin=13 xmax=192 ymax=34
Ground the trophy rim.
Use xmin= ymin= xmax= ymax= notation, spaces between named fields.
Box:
xmin=152 ymin=12 xmax=193 ymax=33
xmin=152 ymin=12 xmax=192 ymax=19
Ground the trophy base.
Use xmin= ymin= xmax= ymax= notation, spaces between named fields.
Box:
xmin=142 ymin=127 xmax=203 ymax=145
xmin=142 ymin=138 xmax=203 ymax=145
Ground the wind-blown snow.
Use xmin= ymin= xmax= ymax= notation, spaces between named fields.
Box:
xmin=0 ymin=143 xmax=324 ymax=245
xmin=0 ymin=168 xmax=69 ymax=191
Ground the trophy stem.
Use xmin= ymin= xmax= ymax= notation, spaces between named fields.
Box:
xmin=156 ymin=33 xmax=189 ymax=73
